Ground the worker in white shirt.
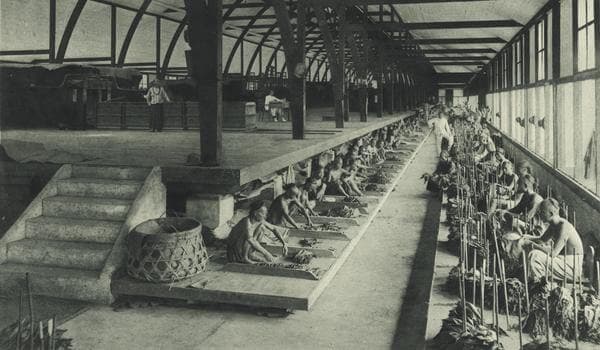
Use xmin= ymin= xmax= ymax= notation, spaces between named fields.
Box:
xmin=264 ymin=90 xmax=285 ymax=122
xmin=428 ymin=109 xmax=454 ymax=155
xmin=144 ymin=80 xmax=171 ymax=132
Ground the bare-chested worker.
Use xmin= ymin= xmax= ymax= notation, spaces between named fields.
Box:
xmin=298 ymin=178 xmax=318 ymax=215
xmin=308 ymin=166 xmax=327 ymax=201
xmin=523 ymin=198 xmax=584 ymax=282
xmin=227 ymin=200 xmax=288 ymax=264
xmin=489 ymin=161 xmax=519 ymax=211
xmin=268 ymin=183 xmax=313 ymax=229
xmin=343 ymin=159 xmax=365 ymax=196
xmin=325 ymin=157 xmax=352 ymax=197
xmin=495 ymin=174 xmax=543 ymax=231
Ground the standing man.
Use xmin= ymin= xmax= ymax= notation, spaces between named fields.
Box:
xmin=264 ymin=90 xmax=285 ymax=122
xmin=144 ymin=80 xmax=171 ymax=132
xmin=428 ymin=109 xmax=454 ymax=155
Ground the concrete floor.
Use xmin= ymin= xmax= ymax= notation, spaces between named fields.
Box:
xmin=52 ymin=136 xmax=439 ymax=350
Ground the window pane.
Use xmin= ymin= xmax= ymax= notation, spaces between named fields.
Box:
xmin=560 ymin=82 xmax=575 ymax=176
xmin=587 ymin=25 xmax=595 ymax=69
xmin=579 ymin=0 xmax=587 ymax=26
xmin=578 ymin=29 xmax=587 ymax=70
xmin=587 ymin=0 xmax=594 ymax=23
xmin=576 ymin=79 xmax=596 ymax=191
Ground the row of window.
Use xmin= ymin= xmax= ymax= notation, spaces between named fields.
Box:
xmin=487 ymin=78 xmax=598 ymax=195
xmin=489 ymin=0 xmax=596 ymax=91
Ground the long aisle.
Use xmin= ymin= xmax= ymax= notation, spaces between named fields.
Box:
xmin=60 ymin=135 xmax=440 ymax=350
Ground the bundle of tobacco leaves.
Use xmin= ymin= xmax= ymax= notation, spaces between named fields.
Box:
xmin=579 ymin=293 xmax=600 ymax=343
xmin=0 ymin=318 xmax=73 ymax=350
xmin=256 ymin=262 xmax=322 ymax=277
xmin=358 ymin=182 xmax=387 ymax=192
xmin=523 ymin=278 xmax=551 ymax=338
xmin=548 ymin=286 xmax=576 ymax=339
xmin=302 ymin=223 xmax=342 ymax=232
xmin=522 ymin=341 xmax=571 ymax=350
xmin=342 ymin=196 xmax=361 ymax=203
xmin=322 ymin=205 xmax=358 ymax=218
xmin=523 ymin=286 xmax=600 ymax=344
xmin=299 ymin=238 xmax=319 ymax=247
xmin=445 ymin=266 xmax=526 ymax=316
xmin=292 ymin=249 xmax=315 ymax=264
xmin=433 ymin=302 xmax=503 ymax=350
xmin=500 ymin=278 xmax=527 ymax=315
xmin=386 ymin=153 xmax=407 ymax=162
xmin=369 ymin=170 xmax=392 ymax=184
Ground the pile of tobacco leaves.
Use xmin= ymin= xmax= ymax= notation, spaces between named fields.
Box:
xmin=433 ymin=302 xmax=503 ymax=350
xmin=256 ymin=262 xmax=322 ymax=277
xmin=315 ymin=222 xmax=342 ymax=232
xmin=0 ymin=318 xmax=73 ymax=350
xmin=292 ymin=249 xmax=315 ymax=264
xmin=368 ymin=170 xmax=392 ymax=184
xmin=358 ymin=182 xmax=387 ymax=192
xmin=385 ymin=153 xmax=407 ymax=162
xmin=578 ymin=293 xmax=600 ymax=343
xmin=299 ymin=238 xmax=319 ymax=247
xmin=445 ymin=266 xmax=527 ymax=316
xmin=522 ymin=279 xmax=600 ymax=344
xmin=322 ymin=205 xmax=359 ymax=218
xmin=342 ymin=196 xmax=361 ymax=203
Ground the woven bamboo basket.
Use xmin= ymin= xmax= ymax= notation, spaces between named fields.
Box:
xmin=126 ymin=217 xmax=208 ymax=283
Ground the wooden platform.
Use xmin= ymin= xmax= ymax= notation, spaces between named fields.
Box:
xmin=111 ymin=130 xmax=432 ymax=311
xmin=2 ymin=110 xmax=414 ymax=190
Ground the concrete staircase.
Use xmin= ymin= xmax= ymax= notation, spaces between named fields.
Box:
xmin=0 ymin=164 xmax=166 ymax=303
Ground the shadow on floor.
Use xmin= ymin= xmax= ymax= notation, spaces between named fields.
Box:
xmin=392 ymin=192 xmax=442 ymax=349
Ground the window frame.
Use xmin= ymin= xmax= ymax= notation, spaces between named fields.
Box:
xmin=574 ymin=0 xmax=596 ymax=72
xmin=514 ymin=37 xmax=524 ymax=86
xmin=534 ymin=16 xmax=547 ymax=81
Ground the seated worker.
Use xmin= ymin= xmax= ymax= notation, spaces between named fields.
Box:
xmin=268 ymin=183 xmax=313 ymax=229
xmin=524 ymin=198 xmax=584 ymax=282
xmin=227 ymin=200 xmax=288 ymax=264
xmin=474 ymin=130 xmax=497 ymax=163
xmin=296 ymin=178 xmax=319 ymax=215
xmin=482 ymin=147 xmax=508 ymax=173
xmin=435 ymin=150 xmax=456 ymax=175
xmin=515 ymin=160 xmax=538 ymax=202
xmin=264 ymin=90 xmax=285 ymax=122
xmin=308 ymin=166 xmax=327 ymax=201
xmin=422 ymin=150 xmax=455 ymax=192
xmin=495 ymin=174 xmax=543 ymax=231
xmin=342 ymin=159 xmax=365 ymax=196
xmin=493 ymin=161 xmax=519 ymax=209
xmin=344 ymin=147 xmax=369 ymax=171
xmin=367 ymin=139 xmax=384 ymax=164
xmin=358 ymin=145 xmax=372 ymax=166
xmin=325 ymin=157 xmax=352 ymax=197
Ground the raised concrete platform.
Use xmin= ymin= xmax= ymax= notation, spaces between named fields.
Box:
xmin=111 ymin=131 xmax=431 ymax=311
xmin=1 ymin=110 xmax=414 ymax=191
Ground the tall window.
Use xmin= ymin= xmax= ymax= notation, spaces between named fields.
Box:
xmin=535 ymin=18 xmax=546 ymax=81
xmin=502 ymin=51 xmax=509 ymax=88
xmin=514 ymin=38 xmax=523 ymax=86
xmin=576 ymin=0 xmax=596 ymax=71
xmin=495 ymin=59 xmax=500 ymax=90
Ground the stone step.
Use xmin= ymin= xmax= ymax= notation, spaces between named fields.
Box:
xmin=43 ymin=195 xmax=131 ymax=221
xmin=71 ymin=165 xmax=149 ymax=181
xmin=26 ymin=216 xmax=122 ymax=244
xmin=6 ymin=239 xmax=112 ymax=270
xmin=0 ymin=262 xmax=112 ymax=303
xmin=57 ymin=177 xmax=142 ymax=200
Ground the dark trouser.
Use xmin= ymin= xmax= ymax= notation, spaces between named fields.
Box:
xmin=150 ymin=104 xmax=164 ymax=131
